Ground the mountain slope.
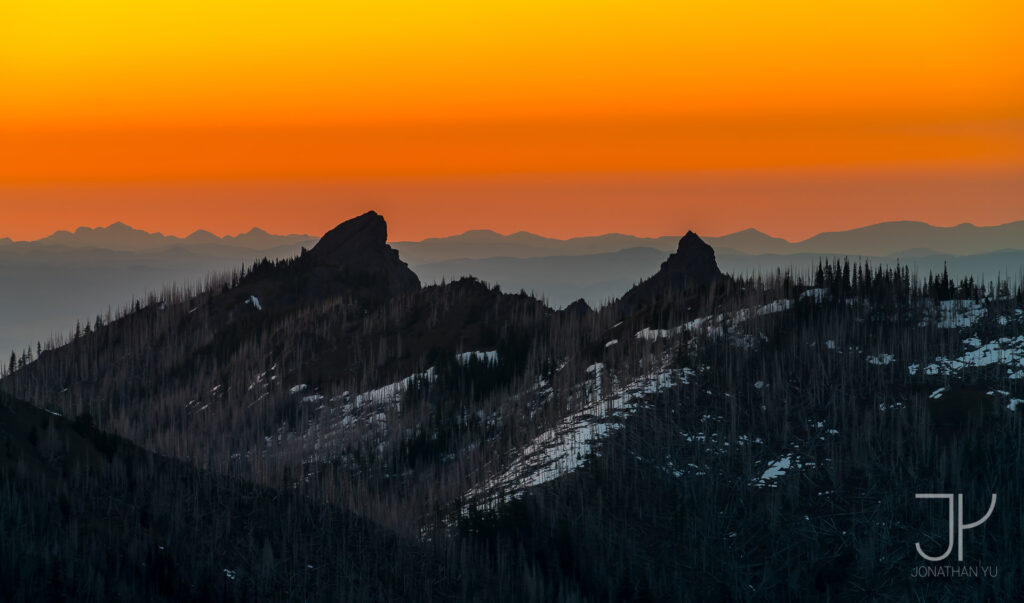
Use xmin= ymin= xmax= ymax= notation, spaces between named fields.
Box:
xmin=0 ymin=213 xmax=555 ymax=534
xmin=0 ymin=391 xmax=499 ymax=602
xmin=4 ymin=214 xmax=1024 ymax=600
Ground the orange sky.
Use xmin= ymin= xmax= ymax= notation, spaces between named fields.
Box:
xmin=1 ymin=1 xmax=1023 ymax=241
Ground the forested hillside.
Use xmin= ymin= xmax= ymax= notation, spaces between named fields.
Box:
xmin=3 ymin=212 xmax=1023 ymax=600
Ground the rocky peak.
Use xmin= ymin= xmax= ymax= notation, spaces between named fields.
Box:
xmin=309 ymin=211 xmax=389 ymax=263
xmin=299 ymin=211 xmax=419 ymax=300
xmin=620 ymin=231 xmax=723 ymax=309
xmin=658 ymin=231 xmax=722 ymax=286
xmin=225 ymin=211 xmax=419 ymax=314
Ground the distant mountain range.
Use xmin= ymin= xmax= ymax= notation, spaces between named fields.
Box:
xmin=391 ymin=220 xmax=1024 ymax=263
xmin=0 ymin=221 xmax=316 ymax=252
xmin=399 ymin=220 xmax=1024 ymax=307
xmin=7 ymin=218 xmax=1023 ymax=258
xmin=414 ymin=248 xmax=1024 ymax=308
xmin=0 ymin=224 xmax=316 ymax=357
xmin=2 ymin=219 xmax=1023 ymax=355
xmin=4 ymin=212 xmax=1022 ymax=600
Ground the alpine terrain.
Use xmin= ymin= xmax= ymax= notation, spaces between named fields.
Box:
xmin=3 ymin=211 xmax=1023 ymax=601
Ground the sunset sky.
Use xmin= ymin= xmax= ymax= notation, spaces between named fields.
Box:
xmin=1 ymin=1 xmax=1022 ymax=241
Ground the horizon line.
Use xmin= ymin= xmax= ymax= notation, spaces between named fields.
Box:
xmin=5 ymin=216 xmax=1024 ymax=247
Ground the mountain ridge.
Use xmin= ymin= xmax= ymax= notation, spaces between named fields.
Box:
xmin=11 ymin=222 xmax=316 ymax=252
xmin=9 ymin=218 xmax=1024 ymax=259
xmin=3 ymin=211 xmax=1023 ymax=601
xmin=392 ymin=219 xmax=1024 ymax=263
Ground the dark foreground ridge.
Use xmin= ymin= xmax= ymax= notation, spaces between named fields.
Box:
xmin=4 ymin=212 xmax=1024 ymax=601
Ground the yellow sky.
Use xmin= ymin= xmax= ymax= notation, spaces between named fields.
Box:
xmin=0 ymin=1 xmax=1022 ymax=240
xmin=3 ymin=1 xmax=1022 ymax=129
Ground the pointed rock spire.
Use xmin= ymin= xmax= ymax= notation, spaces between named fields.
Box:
xmin=658 ymin=231 xmax=723 ymax=286
xmin=620 ymin=231 xmax=723 ymax=307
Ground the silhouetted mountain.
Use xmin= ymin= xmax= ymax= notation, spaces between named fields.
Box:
xmin=214 ymin=212 xmax=419 ymax=317
xmin=656 ymin=231 xmax=723 ymax=286
xmin=415 ymin=247 xmax=1024 ymax=310
xmin=7 ymin=218 xmax=1024 ymax=357
xmin=305 ymin=210 xmax=420 ymax=297
xmin=3 ymin=211 xmax=1024 ymax=600
xmin=394 ymin=220 xmax=1024 ymax=264
xmin=620 ymin=231 xmax=725 ymax=311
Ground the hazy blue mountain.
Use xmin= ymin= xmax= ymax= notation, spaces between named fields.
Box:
xmin=5 ymin=215 xmax=1023 ymax=600
xmin=0 ymin=242 xmax=308 ymax=357
xmin=26 ymin=222 xmax=316 ymax=252
xmin=395 ymin=220 xmax=1024 ymax=262
xmin=413 ymin=247 xmax=669 ymax=307
xmin=788 ymin=220 xmax=1024 ymax=257
xmin=706 ymin=228 xmax=796 ymax=255
xmin=392 ymin=230 xmax=679 ymax=263
xmin=4 ymin=219 xmax=1024 ymax=357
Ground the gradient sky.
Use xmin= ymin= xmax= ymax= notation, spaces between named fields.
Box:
xmin=1 ymin=1 xmax=1022 ymax=241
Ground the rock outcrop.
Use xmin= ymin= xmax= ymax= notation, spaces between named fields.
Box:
xmin=620 ymin=231 xmax=723 ymax=309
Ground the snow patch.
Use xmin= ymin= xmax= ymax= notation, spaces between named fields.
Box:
xmin=936 ymin=299 xmax=986 ymax=329
xmin=752 ymin=454 xmax=807 ymax=488
xmin=866 ymin=353 xmax=894 ymax=366
xmin=465 ymin=363 xmax=693 ymax=510
xmin=455 ymin=350 xmax=498 ymax=365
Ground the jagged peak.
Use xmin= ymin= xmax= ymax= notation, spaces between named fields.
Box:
xmin=620 ymin=230 xmax=722 ymax=306
xmin=662 ymin=231 xmax=721 ymax=279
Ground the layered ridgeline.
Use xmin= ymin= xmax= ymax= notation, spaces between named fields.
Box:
xmin=402 ymin=221 xmax=1024 ymax=309
xmin=4 ymin=212 xmax=1024 ymax=600
xmin=0 ymin=222 xmax=317 ymax=359
xmin=7 ymin=219 xmax=1024 ymax=357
